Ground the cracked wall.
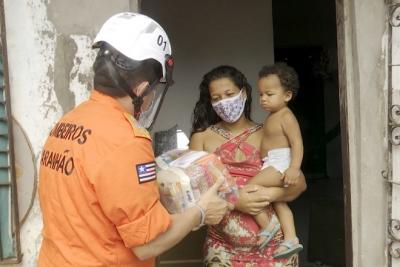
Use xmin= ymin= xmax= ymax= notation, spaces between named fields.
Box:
xmin=2 ymin=0 xmax=137 ymax=266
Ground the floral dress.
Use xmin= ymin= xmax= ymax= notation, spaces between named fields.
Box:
xmin=204 ymin=125 xmax=299 ymax=267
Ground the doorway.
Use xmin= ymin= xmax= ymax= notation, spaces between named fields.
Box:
xmin=141 ymin=1 xmax=347 ymax=266
xmin=272 ymin=1 xmax=345 ymax=266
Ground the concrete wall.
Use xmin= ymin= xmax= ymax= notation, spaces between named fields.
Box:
xmin=337 ymin=0 xmax=389 ymax=266
xmin=388 ymin=1 xmax=400 ymax=267
xmin=141 ymin=0 xmax=274 ymax=136
xmin=2 ymin=1 xmax=138 ymax=266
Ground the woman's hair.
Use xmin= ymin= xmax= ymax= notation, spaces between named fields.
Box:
xmin=93 ymin=42 xmax=162 ymax=97
xmin=191 ymin=65 xmax=253 ymax=135
xmin=258 ymin=62 xmax=299 ymax=98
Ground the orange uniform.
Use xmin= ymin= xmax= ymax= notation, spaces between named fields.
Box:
xmin=38 ymin=90 xmax=171 ymax=267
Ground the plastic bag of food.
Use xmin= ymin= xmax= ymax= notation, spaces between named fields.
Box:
xmin=156 ymin=149 xmax=238 ymax=213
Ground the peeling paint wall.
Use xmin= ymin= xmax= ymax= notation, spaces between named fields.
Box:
xmin=2 ymin=0 xmax=137 ymax=266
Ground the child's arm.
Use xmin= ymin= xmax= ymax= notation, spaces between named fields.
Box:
xmin=281 ymin=111 xmax=303 ymax=186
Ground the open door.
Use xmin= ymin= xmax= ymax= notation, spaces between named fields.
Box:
xmin=141 ymin=1 xmax=350 ymax=266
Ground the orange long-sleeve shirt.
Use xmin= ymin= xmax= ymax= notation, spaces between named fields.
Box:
xmin=38 ymin=90 xmax=171 ymax=267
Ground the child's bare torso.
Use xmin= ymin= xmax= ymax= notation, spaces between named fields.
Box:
xmin=261 ymin=107 xmax=294 ymax=157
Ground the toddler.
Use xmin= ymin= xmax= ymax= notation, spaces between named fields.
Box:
xmin=248 ymin=62 xmax=304 ymax=258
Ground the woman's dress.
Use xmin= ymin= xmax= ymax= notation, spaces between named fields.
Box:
xmin=204 ymin=125 xmax=299 ymax=267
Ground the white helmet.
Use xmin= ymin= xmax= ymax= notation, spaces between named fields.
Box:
xmin=93 ymin=12 xmax=172 ymax=79
xmin=93 ymin=12 xmax=174 ymax=130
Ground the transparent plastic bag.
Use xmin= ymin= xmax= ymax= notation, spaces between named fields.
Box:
xmin=156 ymin=149 xmax=238 ymax=213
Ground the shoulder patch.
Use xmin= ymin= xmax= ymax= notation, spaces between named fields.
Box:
xmin=136 ymin=161 xmax=156 ymax=183
xmin=123 ymin=113 xmax=152 ymax=140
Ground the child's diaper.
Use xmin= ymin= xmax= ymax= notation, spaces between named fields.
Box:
xmin=261 ymin=147 xmax=291 ymax=173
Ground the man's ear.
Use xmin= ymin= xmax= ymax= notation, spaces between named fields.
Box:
xmin=284 ymin=90 xmax=293 ymax=102
xmin=132 ymin=81 xmax=149 ymax=97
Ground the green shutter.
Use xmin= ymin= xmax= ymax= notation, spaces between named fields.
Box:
xmin=0 ymin=2 xmax=21 ymax=263
xmin=0 ymin=56 xmax=13 ymax=260
xmin=0 ymin=54 xmax=20 ymax=263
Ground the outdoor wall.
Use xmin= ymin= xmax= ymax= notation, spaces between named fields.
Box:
xmin=141 ymin=0 xmax=274 ymax=136
xmin=390 ymin=1 xmax=400 ymax=267
xmin=337 ymin=0 xmax=389 ymax=266
xmin=2 ymin=1 xmax=138 ymax=266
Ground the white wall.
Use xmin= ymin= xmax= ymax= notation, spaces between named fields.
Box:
xmin=3 ymin=1 xmax=137 ymax=266
xmin=141 ymin=0 xmax=274 ymax=136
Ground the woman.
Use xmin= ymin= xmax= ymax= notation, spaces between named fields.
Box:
xmin=190 ymin=66 xmax=306 ymax=266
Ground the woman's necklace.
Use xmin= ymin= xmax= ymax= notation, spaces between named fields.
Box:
xmin=212 ymin=121 xmax=256 ymax=139
xmin=210 ymin=125 xmax=232 ymax=139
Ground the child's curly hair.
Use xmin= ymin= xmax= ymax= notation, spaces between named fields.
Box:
xmin=258 ymin=62 xmax=300 ymax=98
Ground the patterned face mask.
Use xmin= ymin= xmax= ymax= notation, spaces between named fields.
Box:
xmin=211 ymin=89 xmax=246 ymax=123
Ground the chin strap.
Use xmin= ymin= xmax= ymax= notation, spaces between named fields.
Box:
xmin=132 ymin=96 xmax=143 ymax=120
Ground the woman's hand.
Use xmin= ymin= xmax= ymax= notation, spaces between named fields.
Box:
xmin=234 ymin=184 xmax=271 ymax=215
xmin=203 ymin=200 xmax=230 ymax=225
xmin=197 ymin=178 xmax=231 ymax=225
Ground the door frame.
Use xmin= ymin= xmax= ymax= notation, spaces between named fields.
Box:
xmin=335 ymin=1 xmax=354 ymax=266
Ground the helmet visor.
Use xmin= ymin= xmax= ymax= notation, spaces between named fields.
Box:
xmin=137 ymin=80 xmax=169 ymax=130
xmin=137 ymin=55 xmax=174 ymax=130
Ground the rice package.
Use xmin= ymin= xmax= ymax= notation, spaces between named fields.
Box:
xmin=156 ymin=149 xmax=238 ymax=214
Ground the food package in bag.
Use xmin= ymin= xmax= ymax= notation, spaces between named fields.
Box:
xmin=156 ymin=149 xmax=238 ymax=214
xmin=155 ymin=149 xmax=190 ymax=170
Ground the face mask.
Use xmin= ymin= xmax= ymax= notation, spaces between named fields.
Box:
xmin=211 ymin=90 xmax=246 ymax=123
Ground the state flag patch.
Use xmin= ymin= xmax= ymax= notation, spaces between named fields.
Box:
xmin=136 ymin=161 xmax=156 ymax=184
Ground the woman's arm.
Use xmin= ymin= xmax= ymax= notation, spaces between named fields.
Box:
xmin=260 ymin=172 xmax=306 ymax=202
xmin=235 ymin=173 xmax=307 ymax=216
xmin=189 ymin=132 xmax=204 ymax=151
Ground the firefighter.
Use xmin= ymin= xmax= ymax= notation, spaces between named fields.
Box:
xmin=38 ymin=12 xmax=229 ymax=267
